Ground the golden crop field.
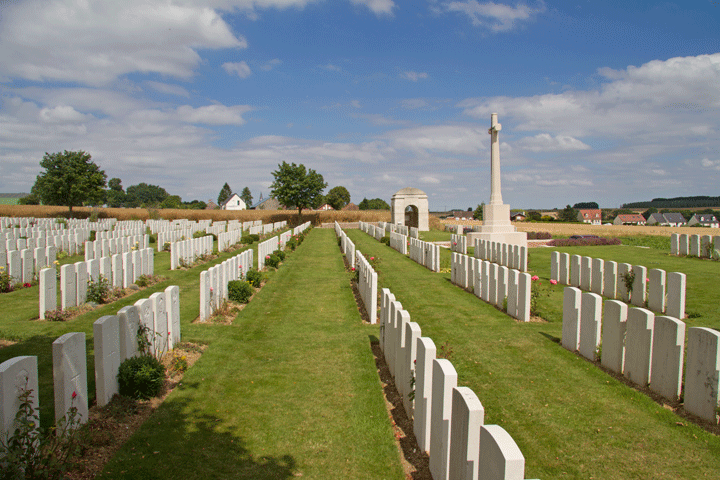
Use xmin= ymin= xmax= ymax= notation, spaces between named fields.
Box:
xmin=440 ymin=218 xmax=720 ymax=237
xmin=0 ymin=205 xmax=394 ymax=225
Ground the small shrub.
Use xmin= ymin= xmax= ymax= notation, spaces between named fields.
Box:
xmin=380 ymin=235 xmax=390 ymax=246
xmin=117 ymin=355 xmax=166 ymax=400
xmin=228 ymin=280 xmax=254 ymax=303
xmin=265 ymin=254 xmax=281 ymax=269
xmin=0 ymin=266 xmax=14 ymax=293
xmin=171 ymin=353 xmax=188 ymax=374
xmin=276 ymin=250 xmax=286 ymax=261
xmin=246 ymin=270 xmax=263 ymax=288
xmin=87 ymin=275 xmax=111 ymax=304
xmin=88 ymin=230 xmax=97 ymax=241
xmin=250 ymin=234 xmax=260 ymax=242
xmin=241 ymin=235 xmax=254 ymax=245
xmin=526 ymin=231 xmax=552 ymax=240
xmin=163 ymin=241 xmax=171 ymax=251
xmin=287 ymin=237 xmax=298 ymax=251
xmin=547 ymin=237 xmax=621 ymax=247
xmin=44 ymin=309 xmax=72 ymax=322
xmin=148 ymin=234 xmax=157 ymax=244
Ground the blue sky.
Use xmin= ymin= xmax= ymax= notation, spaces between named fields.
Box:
xmin=1 ymin=0 xmax=719 ymax=210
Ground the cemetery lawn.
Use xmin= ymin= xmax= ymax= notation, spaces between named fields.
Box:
xmin=347 ymin=230 xmax=720 ymax=480
xmin=97 ymin=229 xmax=404 ymax=479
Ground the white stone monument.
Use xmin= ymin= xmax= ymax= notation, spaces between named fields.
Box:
xmin=391 ymin=187 xmax=430 ymax=231
xmin=467 ymin=113 xmax=527 ymax=248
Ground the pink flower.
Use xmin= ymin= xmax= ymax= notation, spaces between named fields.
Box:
xmin=72 ymin=391 xmax=77 ymax=399
xmin=531 ymin=275 xmax=539 ymax=281
xmin=210 ymin=287 xmax=213 ymax=292
xmin=351 ymin=267 xmax=355 ymax=271
xmin=645 ymin=278 xmax=650 ymax=283
xmin=370 ymin=257 xmax=375 ymax=261
xmin=550 ymin=279 xmax=558 ymax=285
xmin=239 ymin=265 xmax=242 ymax=268
xmin=266 ymin=255 xmax=270 ymax=259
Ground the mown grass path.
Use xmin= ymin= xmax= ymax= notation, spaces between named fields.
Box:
xmin=347 ymin=229 xmax=720 ymax=480
xmin=98 ymin=229 xmax=404 ymax=479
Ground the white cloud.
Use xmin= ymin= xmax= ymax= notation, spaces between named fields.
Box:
xmin=0 ymin=0 xmax=247 ymax=86
xmin=383 ymin=125 xmax=484 ymax=155
xmin=39 ymin=105 xmax=93 ymax=123
xmin=351 ymin=100 xmax=362 ymax=109
xmin=401 ymin=71 xmax=428 ymax=82
xmin=401 ymin=99 xmax=429 ymax=109
xmin=444 ymin=0 xmax=546 ymax=32
xmin=515 ymin=133 xmax=591 ymax=152
xmin=177 ymin=104 xmax=253 ymax=125
xmin=223 ymin=61 xmax=253 ymax=78
xmin=321 ymin=63 xmax=342 ymax=72
xmin=145 ymin=81 xmax=191 ymax=98
xmin=349 ymin=0 xmax=396 ymax=16
xmin=420 ymin=176 xmax=440 ymax=184
xmin=260 ymin=58 xmax=282 ymax=71
xmin=701 ymin=158 xmax=720 ymax=170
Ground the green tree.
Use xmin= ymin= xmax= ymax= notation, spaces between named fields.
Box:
xmin=270 ymin=162 xmax=327 ymax=219
xmin=572 ymin=202 xmax=599 ymax=209
xmin=160 ymin=195 xmax=182 ymax=209
xmin=18 ymin=194 xmax=40 ymax=205
xmin=558 ymin=205 xmax=579 ymax=222
xmin=218 ymin=183 xmax=232 ymax=206
xmin=125 ymin=183 xmax=168 ymax=208
xmin=183 ymin=199 xmax=207 ymax=210
xmin=106 ymin=177 xmax=126 ymax=207
xmin=473 ymin=202 xmax=485 ymax=220
xmin=358 ymin=198 xmax=390 ymax=210
xmin=325 ymin=186 xmax=351 ymax=210
xmin=240 ymin=187 xmax=253 ymax=207
xmin=642 ymin=207 xmax=658 ymax=220
xmin=32 ymin=150 xmax=107 ymax=213
xmin=527 ymin=210 xmax=542 ymax=221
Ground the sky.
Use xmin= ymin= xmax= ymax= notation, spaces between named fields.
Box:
xmin=1 ymin=0 xmax=719 ymax=210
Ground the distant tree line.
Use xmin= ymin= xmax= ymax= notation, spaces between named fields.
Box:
xmin=622 ymin=196 xmax=720 ymax=209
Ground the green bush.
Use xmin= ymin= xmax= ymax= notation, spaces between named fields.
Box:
xmin=380 ymin=235 xmax=390 ymax=246
xmin=228 ymin=280 xmax=254 ymax=303
xmin=276 ymin=250 xmax=286 ymax=261
xmin=148 ymin=233 xmax=157 ymax=244
xmin=241 ymin=235 xmax=254 ymax=245
xmin=265 ymin=253 xmax=281 ymax=269
xmin=250 ymin=234 xmax=260 ymax=242
xmin=117 ymin=355 xmax=166 ymax=400
xmin=89 ymin=230 xmax=97 ymax=242
xmin=87 ymin=275 xmax=111 ymax=304
xmin=246 ymin=270 xmax=263 ymax=288
xmin=287 ymin=237 xmax=298 ymax=251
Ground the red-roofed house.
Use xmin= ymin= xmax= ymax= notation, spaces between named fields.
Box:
xmin=613 ymin=214 xmax=647 ymax=225
xmin=577 ymin=209 xmax=602 ymax=225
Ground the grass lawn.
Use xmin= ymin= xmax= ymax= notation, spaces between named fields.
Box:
xmin=98 ymin=229 xmax=403 ymax=479
xmin=347 ymin=229 xmax=720 ymax=479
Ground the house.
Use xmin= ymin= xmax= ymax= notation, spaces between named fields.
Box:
xmin=221 ymin=193 xmax=246 ymax=211
xmin=342 ymin=203 xmax=359 ymax=211
xmin=646 ymin=212 xmax=688 ymax=227
xmin=663 ymin=212 xmax=687 ymax=227
xmin=449 ymin=210 xmax=473 ymax=220
xmin=316 ymin=203 xmax=334 ymax=211
xmin=577 ymin=209 xmax=602 ymax=225
xmin=253 ymin=197 xmax=281 ymax=210
xmin=510 ymin=212 xmax=526 ymax=221
xmin=688 ymin=214 xmax=719 ymax=228
xmin=205 ymin=200 xmax=219 ymax=210
xmin=613 ymin=214 xmax=647 ymax=225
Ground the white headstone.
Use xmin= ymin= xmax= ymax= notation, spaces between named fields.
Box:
xmin=578 ymin=292 xmax=602 ymax=361
xmin=117 ymin=305 xmax=140 ymax=361
xmin=478 ymin=425 xmax=525 ymax=480
xmin=93 ymin=315 xmax=120 ymax=406
xmin=601 ymin=300 xmax=627 ymax=374
xmin=561 ymin=287 xmax=582 ymax=352
xmin=429 ymin=359 xmax=458 ymax=480
xmin=624 ymin=308 xmax=654 ymax=387
xmin=0 ymin=356 xmax=39 ymax=441
xmin=52 ymin=332 xmax=88 ymax=424
xmin=414 ymin=336 xmax=436 ymax=454
xmin=650 ymin=316 xmax=685 ymax=401
xmin=683 ymin=327 xmax=720 ymax=423
xmin=448 ymin=387 xmax=484 ymax=480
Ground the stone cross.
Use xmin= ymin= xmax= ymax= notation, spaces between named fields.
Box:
xmin=488 ymin=113 xmax=503 ymax=205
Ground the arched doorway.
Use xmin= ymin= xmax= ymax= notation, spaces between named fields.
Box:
xmin=405 ymin=205 xmax=419 ymax=228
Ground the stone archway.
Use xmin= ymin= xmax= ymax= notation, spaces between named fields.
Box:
xmin=391 ymin=187 xmax=429 ymax=231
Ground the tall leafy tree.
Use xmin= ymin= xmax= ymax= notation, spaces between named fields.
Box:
xmin=240 ymin=186 xmax=253 ymax=207
xmin=106 ymin=177 xmax=126 ymax=207
xmin=559 ymin=205 xmax=579 ymax=222
xmin=32 ymin=150 xmax=107 ymax=213
xmin=218 ymin=183 xmax=232 ymax=205
xmin=125 ymin=183 xmax=169 ymax=208
xmin=270 ymin=162 xmax=327 ymax=219
xmin=358 ymin=198 xmax=390 ymax=210
xmin=473 ymin=202 xmax=485 ymax=220
xmin=325 ymin=186 xmax=351 ymax=210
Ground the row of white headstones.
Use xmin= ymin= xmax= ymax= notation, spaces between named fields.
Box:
xmin=561 ymin=287 xmax=720 ymax=424
xmin=1 ymin=286 xmax=180 ymax=441
xmin=550 ymin=252 xmax=686 ymax=319
xmin=339 ymin=222 xmax=531 ymax=479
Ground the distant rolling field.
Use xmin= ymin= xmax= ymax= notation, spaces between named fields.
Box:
xmin=0 ymin=198 xmax=20 ymax=205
